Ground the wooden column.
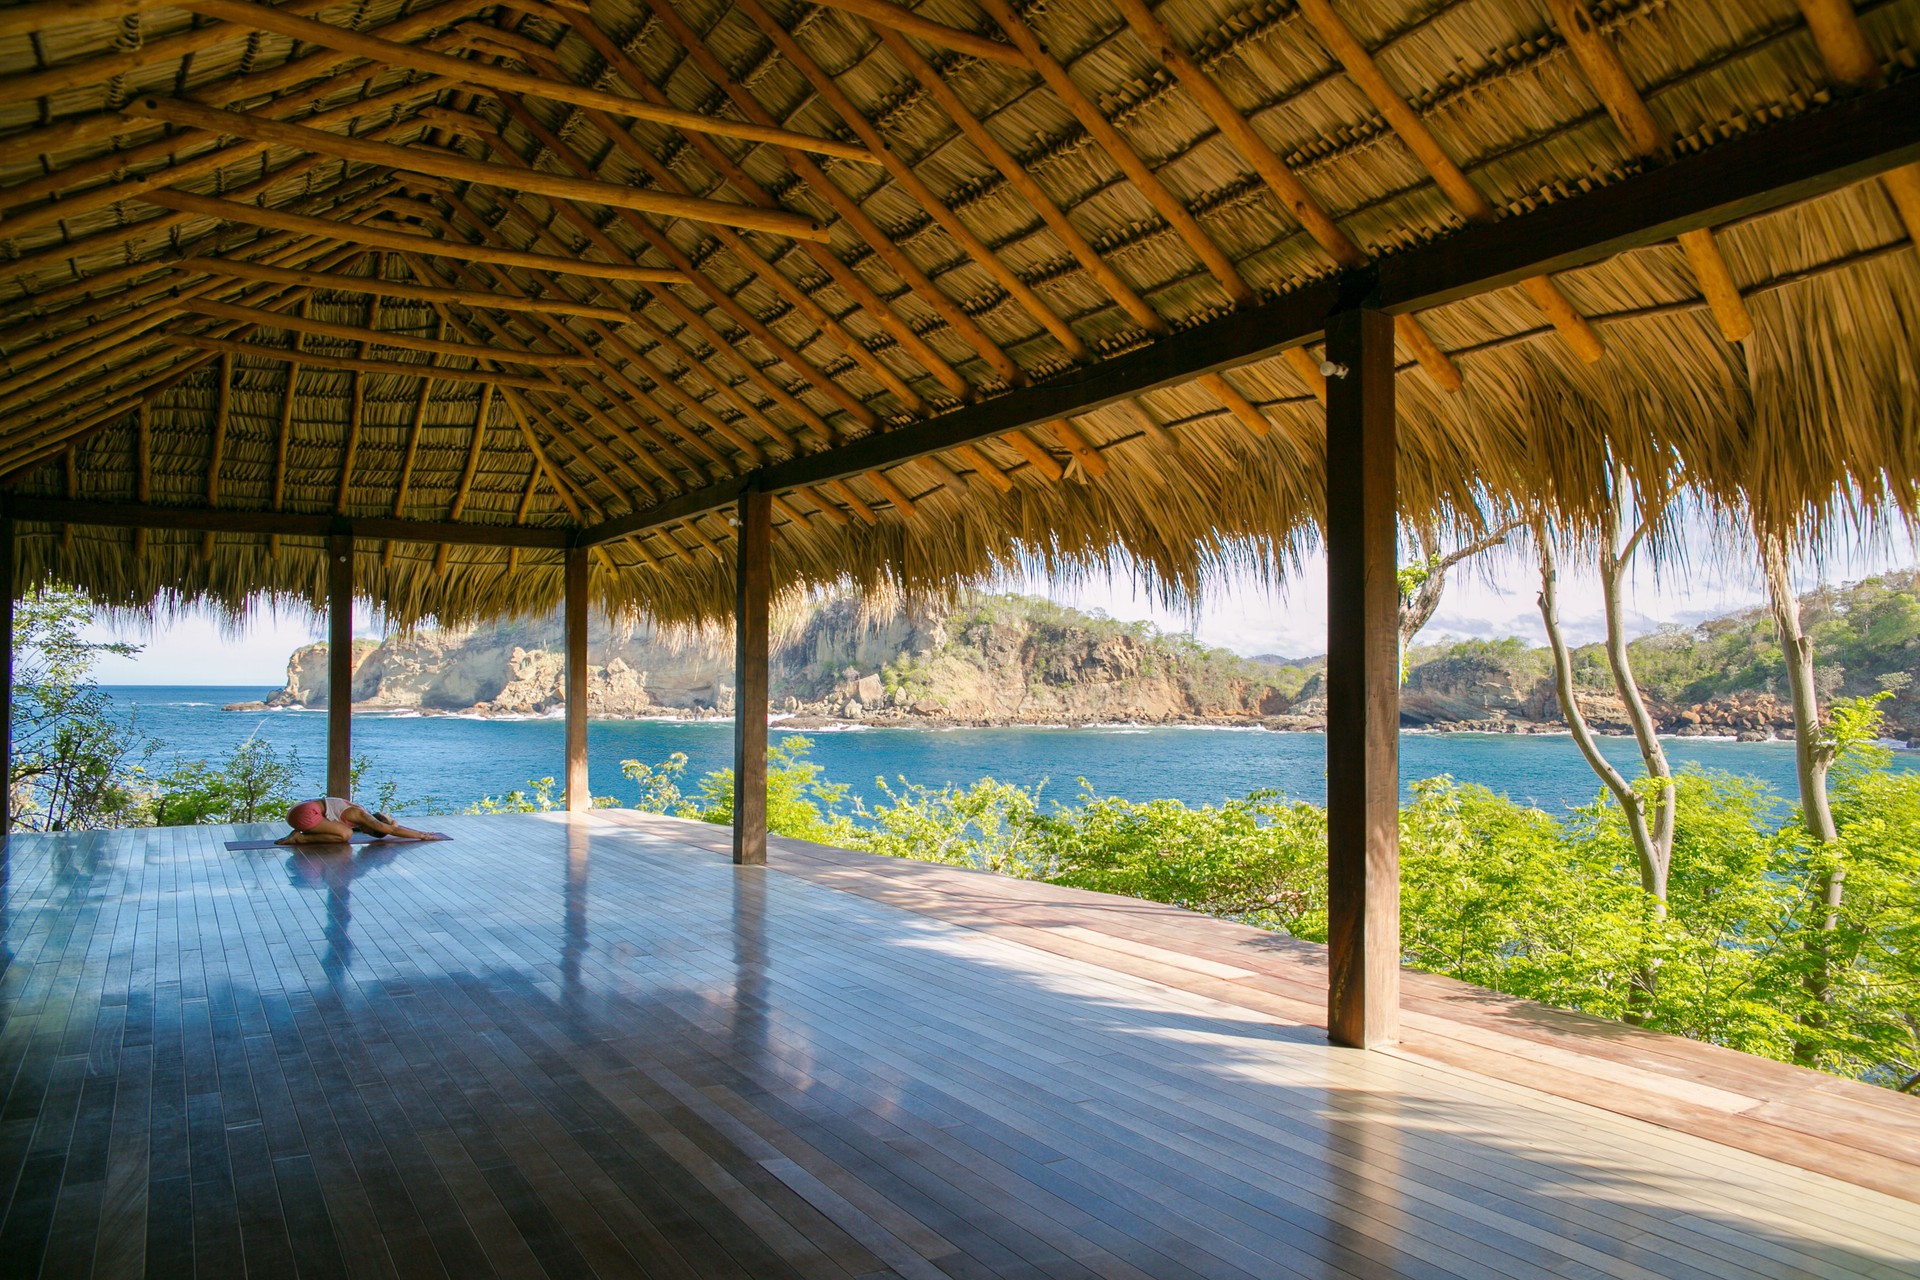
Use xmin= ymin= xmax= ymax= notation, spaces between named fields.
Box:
xmin=1323 ymin=308 xmax=1401 ymax=1049
xmin=564 ymin=545 xmax=590 ymax=811
xmin=732 ymin=489 xmax=772 ymax=866
xmin=0 ymin=512 xmax=13 ymax=839
xmin=326 ymin=532 xmax=354 ymax=798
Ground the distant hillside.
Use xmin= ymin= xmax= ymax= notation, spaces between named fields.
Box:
xmin=239 ymin=575 xmax=1920 ymax=738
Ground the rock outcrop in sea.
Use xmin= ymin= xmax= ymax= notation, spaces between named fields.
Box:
xmin=241 ymin=576 xmax=1920 ymax=739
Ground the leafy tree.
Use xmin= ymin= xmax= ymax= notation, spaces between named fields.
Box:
xmin=9 ymin=588 xmax=151 ymax=831
xmin=466 ymin=776 xmax=562 ymax=814
xmin=621 ymin=752 xmax=691 ymax=814
xmin=1041 ymin=787 xmax=1328 ymax=935
xmin=848 ymin=775 xmax=1054 ymax=878
xmin=690 ymin=735 xmax=850 ymax=842
xmin=1400 ymin=777 xmax=1643 ymax=1017
xmin=149 ymin=735 xmax=302 ymax=826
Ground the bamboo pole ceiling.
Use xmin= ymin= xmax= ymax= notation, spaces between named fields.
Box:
xmin=0 ymin=0 xmax=1916 ymax=626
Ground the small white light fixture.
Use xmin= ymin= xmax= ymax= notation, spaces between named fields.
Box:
xmin=1319 ymin=359 xmax=1350 ymax=380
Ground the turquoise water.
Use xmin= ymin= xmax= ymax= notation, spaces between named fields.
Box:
xmin=105 ymin=685 xmax=1919 ymax=816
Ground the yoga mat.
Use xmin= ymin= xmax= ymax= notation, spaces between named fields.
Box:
xmin=224 ymin=834 xmax=447 ymax=851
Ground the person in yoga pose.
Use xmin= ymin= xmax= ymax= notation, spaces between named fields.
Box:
xmin=277 ymin=796 xmax=449 ymax=845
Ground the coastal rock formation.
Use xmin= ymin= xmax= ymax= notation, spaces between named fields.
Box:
xmin=247 ymin=575 xmax=1920 ymax=738
xmin=264 ymin=618 xmax=732 ymax=717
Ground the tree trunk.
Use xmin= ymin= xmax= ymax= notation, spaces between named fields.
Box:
xmin=1536 ymin=517 xmax=1665 ymax=1021
xmin=1599 ymin=467 xmax=1674 ymax=901
xmin=1763 ymin=528 xmax=1839 ymax=1064
xmin=1398 ymin=517 xmax=1525 ymax=650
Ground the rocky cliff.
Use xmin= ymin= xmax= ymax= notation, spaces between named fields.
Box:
xmin=245 ymin=595 xmax=1306 ymax=725
xmin=239 ymin=575 xmax=1920 ymax=738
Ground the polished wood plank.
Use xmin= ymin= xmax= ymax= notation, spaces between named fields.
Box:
xmin=2 ymin=815 xmax=1917 ymax=1280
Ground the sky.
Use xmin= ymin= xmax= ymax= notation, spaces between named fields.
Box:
xmin=84 ymin=509 xmax=1919 ymax=685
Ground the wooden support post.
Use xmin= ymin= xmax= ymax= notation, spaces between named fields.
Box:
xmin=564 ymin=544 xmax=590 ymax=812
xmin=0 ymin=511 xmax=12 ymax=838
xmin=326 ymin=532 xmax=354 ymax=798
xmin=1323 ymin=308 xmax=1400 ymax=1050
xmin=731 ymin=489 xmax=772 ymax=867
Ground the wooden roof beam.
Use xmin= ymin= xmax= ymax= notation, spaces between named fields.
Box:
xmin=140 ymin=187 xmax=684 ymax=284
xmin=508 ymin=5 xmax=973 ymax=402
xmin=0 ymin=0 xmax=164 ymax=40
xmin=471 ymin=92 xmax=875 ymax=429
xmin=421 ymin=293 xmax=684 ymax=497
xmin=1788 ymin=0 xmax=1920 ymax=250
xmin=1291 ymin=0 xmax=1604 ymax=362
xmin=175 ymin=0 xmax=876 ymax=166
xmin=5 ymin=496 xmax=576 ymax=548
xmin=175 ymin=260 xmax=650 ymax=321
xmin=391 ymin=205 xmax=770 ymax=478
xmin=2 ymin=56 xmax=443 ymax=237
xmin=0 ymin=351 xmax=221 ymax=478
xmin=165 ymin=332 xmax=560 ymax=391
xmin=414 ymin=266 xmax=706 ymax=496
xmin=183 ymin=298 xmax=597 ymax=369
xmin=1545 ymin=0 xmax=1752 ymax=343
xmin=389 ymin=202 xmax=771 ymax=474
xmin=970 ymin=0 xmax=1250 ymax=309
xmin=428 ymin=180 xmax=835 ymax=455
xmin=456 ymin=33 xmax=935 ymax=414
xmin=804 ymin=0 xmax=1025 ymax=67
xmin=3 ymin=0 xmax=492 ymax=166
xmin=572 ymin=72 xmax=1920 ymax=546
xmin=122 ymin=96 xmax=832 ymax=242
xmin=1104 ymin=0 xmax=1461 ymax=391
xmin=636 ymin=0 xmax=1038 ymax=379
xmin=0 ymin=236 xmax=361 ymax=416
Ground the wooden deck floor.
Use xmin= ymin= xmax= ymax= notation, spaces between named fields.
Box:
xmin=2 ymin=812 xmax=1917 ymax=1279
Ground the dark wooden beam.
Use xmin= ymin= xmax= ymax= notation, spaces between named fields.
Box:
xmin=563 ymin=545 xmax=589 ymax=813
xmin=1323 ymin=309 xmax=1400 ymax=1050
xmin=731 ymin=490 xmax=772 ymax=867
xmin=0 ymin=513 xmax=12 ymax=839
xmin=578 ymin=73 xmax=1920 ymax=548
xmin=326 ymin=532 xmax=354 ymax=798
xmin=6 ymin=497 xmax=576 ymax=549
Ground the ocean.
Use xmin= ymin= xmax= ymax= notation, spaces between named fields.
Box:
xmin=104 ymin=685 xmax=1919 ymax=818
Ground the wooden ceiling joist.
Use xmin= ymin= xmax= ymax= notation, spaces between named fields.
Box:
xmin=122 ymin=96 xmax=832 ymax=242
xmin=1103 ymin=0 xmax=1462 ymax=391
xmin=140 ymin=187 xmax=684 ymax=284
xmin=166 ymin=332 xmax=558 ymax=392
xmin=0 ymin=0 xmax=161 ymax=41
xmin=452 ymin=34 xmax=934 ymax=415
xmin=405 ymin=188 xmax=825 ymax=468
xmin=515 ymin=4 xmax=972 ymax=402
xmin=573 ymin=73 xmax=1920 ymax=547
xmin=470 ymin=93 xmax=877 ymax=430
xmin=1 ymin=41 xmax=443 ymax=237
xmin=182 ymin=298 xmax=596 ymax=369
xmin=173 ymin=259 xmax=643 ymax=322
xmin=177 ymin=0 xmax=878 ymax=165
xmin=1290 ymin=0 xmax=1605 ymax=363
xmin=1789 ymin=0 xmax=1920 ymax=249
xmin=972 ymin=0 xmax=1248 ymax=309
xmin=7 ymin=496 xmax=574 ymax=549
xmin=806 ymin=0 xmax=1026 ymax=67
xmin=647 ymin=0 xmax=1035 ymax=380
xmin=1544 ymin=0 xmax=1753 ymax=343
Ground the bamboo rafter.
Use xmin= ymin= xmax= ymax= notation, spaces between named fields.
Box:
xmin=121 ymin=95 xmax=834 ymax=242
xmin=507 ymin=4 xmax=973 ymax=403
xmin=176 ymin=0 xmax=881 ymax=165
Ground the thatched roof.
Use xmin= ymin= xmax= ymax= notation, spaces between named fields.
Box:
xmin=1 ymin=0 xmax=1916 ymax=624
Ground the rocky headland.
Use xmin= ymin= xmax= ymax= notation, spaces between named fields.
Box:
xmin=231 ymin=577 xmax=1920 ymax=740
